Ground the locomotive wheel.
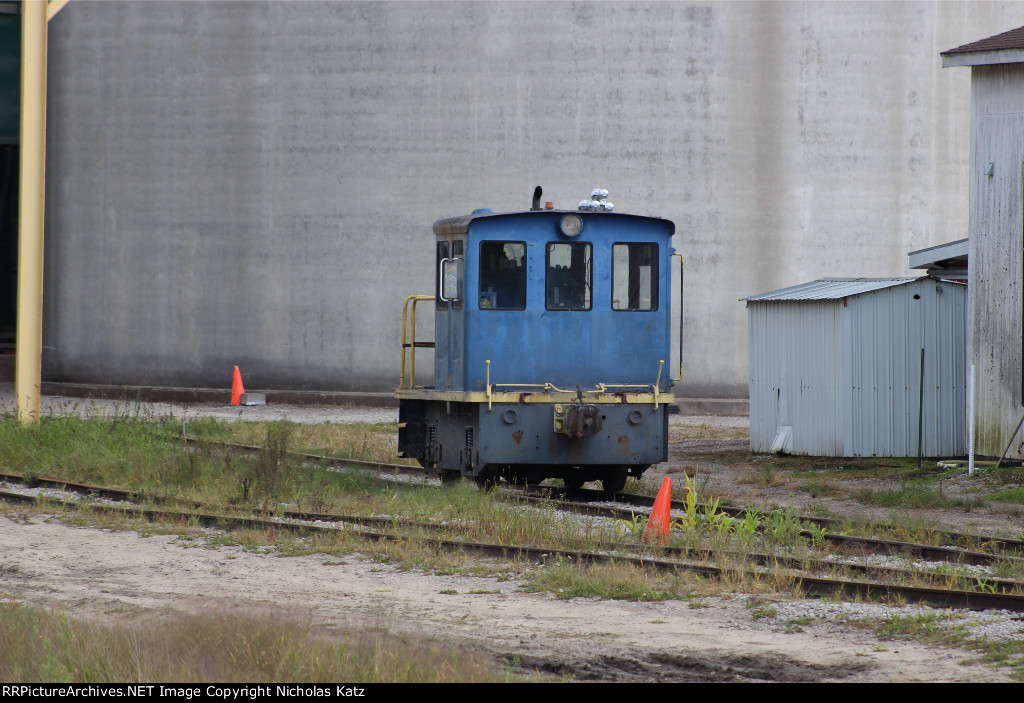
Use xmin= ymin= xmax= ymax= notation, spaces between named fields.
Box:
xmin=563 ymin=477 xmax=585 ymax=491
xmin=440 ymin=470 xmax=462 ymax=485
xmin=601 ymin=467 xmax=628 ymax=494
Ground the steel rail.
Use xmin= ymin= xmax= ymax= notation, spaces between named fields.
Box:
xmin=518 ymin=485 xmax=1024 ymax=563
xmin=0 ymin=471 xmax=136 ymax=502
xmin=174 ymin=439 xmax=423 ymax=475
xmin=4 ymin=459 xmax=1020 ymax=571
xmin=0 ymin=481 xmax=1011 ymax=592
xmin=4 ymin=488 xmax=1024 ymax=608
xmin=167 ymin=437 xmax=1024 ymax=557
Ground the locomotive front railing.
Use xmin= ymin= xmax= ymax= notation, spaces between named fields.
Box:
xmin=485 ymin=359 xmax=667 ymax=410
xmin=399 ymin=295 xmax=435 ymax=389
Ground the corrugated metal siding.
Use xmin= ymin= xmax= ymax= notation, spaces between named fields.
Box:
xmin=748 ymin=300 xmax=844 ymax=455
xmin=969 ymin=64 xmax=1024 ymax=458
xmin=844 ymin=281 xmax=966 ymax=457
xmin=749 ymin=279 xmax=966 ymax=457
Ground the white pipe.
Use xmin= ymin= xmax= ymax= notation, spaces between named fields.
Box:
xmin=969 ymin=364 xmax=975 ymax=475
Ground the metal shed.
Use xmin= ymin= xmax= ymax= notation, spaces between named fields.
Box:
xmin=745 ymin=277 xmax=967 ymax=457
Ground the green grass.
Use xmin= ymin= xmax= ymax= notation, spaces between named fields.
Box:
xmin=744 ymin=597 xmax=777 ymax=620
xmin=522 ymin=561 xmax=704 ymax=601
xmin=0 ymin=411 xmax=181 ymax=487
xmin=10 ymin=410 xmax=1019 ymax=631
xmin=672 ymin=422 xmax=749 ymax=441
xmin=0 ymin=602 xmax=514 ymax=682
xmin=804 ymin=502 xmax=834 ymax=518
xmin=853 ymin=484 xmax=986 ymax=511
xmin=835 ymin=610 xmax=1024 ymax=680
xmin=0 ymin=412 xmax=674 ymax=576
xmin=989 ymin=556 xmax=1024 ymax=581
xmin=184 ymin=417 xmax=411 ymax=465
xmin=741 ymin=464 xmax=782 ymax=488
xmin=0 ymin=410 xmax=977 ymax=566
xmin=991 ymin=487 xmax=1024 ymax=503
xmin=784 ymin=616 xmax=813 ymax=633
xmin=875 ymin=612 xmax=951 ymax=640
xmin=0 ymin=414 xmax=515 ymax=529
xmin=800 ymin=477 xmax=840 ymax=498
xmin=14 ymin=410 xmax=1024 ymax=682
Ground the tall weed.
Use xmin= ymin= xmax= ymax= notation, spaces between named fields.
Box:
xmin=0 ymin=602 xmax=511 ymax=682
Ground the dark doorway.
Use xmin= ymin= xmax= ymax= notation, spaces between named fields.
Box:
xmin=0 ymin=7 xmax=19 ymax=378
xmin=0 ymin=143 xmax=15 ymax=354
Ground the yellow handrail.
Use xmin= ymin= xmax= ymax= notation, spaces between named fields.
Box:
xmin=654 ymin=359 xmax=664 ymax=409
xmin=399 ymin=295 xmax=434 ymax=388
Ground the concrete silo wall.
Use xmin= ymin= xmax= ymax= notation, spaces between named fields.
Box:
xmin=40 ymin=2 xmax=1019 ymax=394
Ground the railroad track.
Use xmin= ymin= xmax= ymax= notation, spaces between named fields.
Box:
xmin=4 ymin=452 xmax=1018 ymax=565
xmin=5 ymin=458 xmax=1015 ymax=569
xmin=5 ymin=451 xmax=1020 ymax=568
xmin=6 ymin=448 xmax=1015 ymax=568
xmin=4 ymin=472 xmax=1024 ymax=612
xmin=511 ymin=486 xmax=1020 ymax=567
xmin=162 ymin=437 xmax=1024 ymax=558
xmin=518 ymin=483 xmax=1024 ymax=553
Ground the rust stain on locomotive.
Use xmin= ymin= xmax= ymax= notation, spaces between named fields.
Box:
xmin=512 ymin=430 xmax=523 ymax=445
xmin=615 ymin=435 xmax=632 ymax=457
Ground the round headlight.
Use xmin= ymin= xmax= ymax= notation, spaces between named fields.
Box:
xmin=559 ymin=213 xmax=583 ymax=238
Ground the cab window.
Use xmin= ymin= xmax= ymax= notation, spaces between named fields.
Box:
xmin=612 ymin=243 xmax=658 ymax=311
xmin=450 ymin=240 xmax=464 ymax=309
xmin=546 ymin=242 xmax=591 ymax=310
xmin=479 ymin=241 xmax=526 ymax=310
xmin=435 ymin=240 xmax=449 ymax=311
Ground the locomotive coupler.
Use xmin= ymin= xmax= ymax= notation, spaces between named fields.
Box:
xmin=553 ymin=403 xmax=603 ymax=439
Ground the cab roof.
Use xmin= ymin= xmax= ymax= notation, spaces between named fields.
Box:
xmin=432 ymin=209 xmax=676 ymax=237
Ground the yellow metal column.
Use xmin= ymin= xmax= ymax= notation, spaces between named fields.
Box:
xmin=16 ymin=0 xmax=66 ymax=424
xmin=16 ymin=0 xmax=49 ymax=424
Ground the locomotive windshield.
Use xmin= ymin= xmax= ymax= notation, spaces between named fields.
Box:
xmin=479 ymin=241 xmax=526 ymax=310
xmin=612 ymin=242 xmax=658 ymax=311
xmin=546 ymin=242 xmax=592 ymax=310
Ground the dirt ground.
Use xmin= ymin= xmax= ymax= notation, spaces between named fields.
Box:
xmin=657 ymin=415 xmax=1024 ymax=539
xmin=0 ymin=513 xmax=1011 ymax=683
xmin=0 ymin=401 xmax=1020 ymax=682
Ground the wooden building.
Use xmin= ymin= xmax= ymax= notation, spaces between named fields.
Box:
xmin=943 ymin=28 xmax=1024 ymax=458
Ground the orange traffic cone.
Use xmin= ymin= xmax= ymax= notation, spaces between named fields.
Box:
xmin=231 ymin=366 xmax=245 ymax=406
xmin=644 ymin=476 xmax=672 ymax=544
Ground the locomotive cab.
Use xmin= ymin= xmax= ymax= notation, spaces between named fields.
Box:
xmin=397 ymin=189 xmax=677 ymax=491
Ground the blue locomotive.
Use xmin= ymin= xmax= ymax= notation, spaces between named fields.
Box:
xmin=397 ymin=187 xmax=677 ymax=491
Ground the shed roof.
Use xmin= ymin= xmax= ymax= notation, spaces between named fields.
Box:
xmin=742 ymin=277 xmax=926 ymax=302
xmin=942 ymin=25 xmax=1024 ymax=67
xmin=908 ymin=238 xmax=968 ymax=280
